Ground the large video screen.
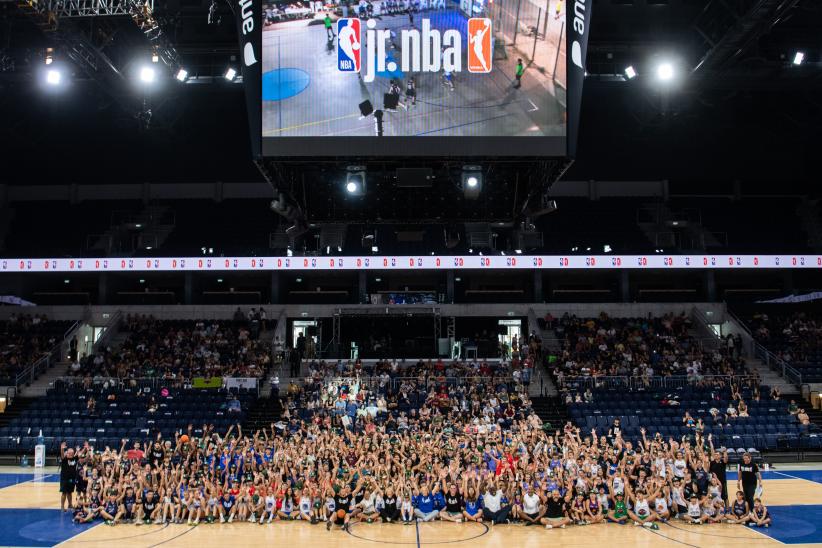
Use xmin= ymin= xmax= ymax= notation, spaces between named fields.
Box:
xmin=260 ymin=0 xmax=567 ymax=156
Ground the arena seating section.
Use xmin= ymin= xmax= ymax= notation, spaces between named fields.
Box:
xmin=0 ymin=316 xmax=72 ymax=385
xmin=744 ymin=309 xmax=822 ymax=383
xmin=549 ymin=313 xmax=818 ymax=454
xmin=0 ymin=385 xmax=255 ymax=453
xmin=0 ymin=317 xmax=268 ymax=453
xmin=566 ymin=384 xmax=818 ymax=456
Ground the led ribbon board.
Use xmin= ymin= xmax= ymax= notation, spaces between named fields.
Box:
xmin=1 ymin=255 xmax=820 ymax=272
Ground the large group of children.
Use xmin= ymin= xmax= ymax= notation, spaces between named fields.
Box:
xmin=57 ymin=371 xmax=773 ymax=532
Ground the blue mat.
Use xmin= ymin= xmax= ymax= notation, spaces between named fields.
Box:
xmin=0 ymin=508 xmax=96 ymax=546
xmin=262 ymin=68 xmax=310 ymax=101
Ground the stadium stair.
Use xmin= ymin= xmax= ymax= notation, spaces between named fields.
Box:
xmin=19 ymin=361 xmax=71 ymax=398
xmin=530 ymin=396 xmax=571 ymax=432
xmin=241 ymin=397 xmax=282 ymax=434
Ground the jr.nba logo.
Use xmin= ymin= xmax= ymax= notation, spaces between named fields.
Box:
xmin=467 ymin=17 xmax=492 ymax=73
xmin=337 ymin=18 xmax=361 ymax=72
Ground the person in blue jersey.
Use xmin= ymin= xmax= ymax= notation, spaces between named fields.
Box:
xmin=412 ymin=481 xmax=440 ymax=522
xmin=725 ymin=490 xmax=751 ymax=524
xmin=217 ymin=489 xmax=237 ymax=523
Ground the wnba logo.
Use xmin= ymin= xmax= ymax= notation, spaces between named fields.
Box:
xmin=467 ymin=18 xmax=492 ymax=73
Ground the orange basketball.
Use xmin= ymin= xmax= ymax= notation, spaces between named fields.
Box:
xmin=336 ymin=509 xmax=346 ymax=519
xmin=179 ymin=435 xmax=190 ymax=443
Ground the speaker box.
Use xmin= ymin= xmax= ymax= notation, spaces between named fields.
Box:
xmin=396 ymin=167 xmax=434 ymax=188
xmin=359 ymin=100 xmax=373 ymax=117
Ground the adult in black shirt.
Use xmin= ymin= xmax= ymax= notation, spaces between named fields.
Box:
xmin=327 ymin=484 xmax=359 ymax=531
xmin=59 ymin=442 xmax=78 ymax=512
xmin=737 ymin=453 xmax=761 ymax=511
xmin=708 ymin=442 xmax=729 ymax=506
xmin=441 ymin=485 xmax=464 ymax=522
xmin=379 ymin=487 xmax=400 ymax=522
xmin=540 ymin=490 xmax=571 ymax=528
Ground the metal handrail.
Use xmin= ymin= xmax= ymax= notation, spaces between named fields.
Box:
xmin=725 ymin=308 xmax=804 ymax=387
xmin=752 ymin=340 xmax=804 ymax=387
xmin=557 ymin=374 xmax=760 ymax=392
xmin=13 ymin=342 xmax=59 ymax=389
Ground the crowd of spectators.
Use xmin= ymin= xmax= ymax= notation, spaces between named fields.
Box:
xmin=549 ymin=313 xmax=751 ymax=388
xmin=0 ymin=313 xmax=68 ymax=384
xmin=747 ymin=311 xmax=822 ymax=363
xmin=67 ymin=315 xmax=271 ymax=383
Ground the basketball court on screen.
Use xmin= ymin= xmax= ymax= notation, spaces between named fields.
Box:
xmin=261 ymin=1 xmax=566 ymax=138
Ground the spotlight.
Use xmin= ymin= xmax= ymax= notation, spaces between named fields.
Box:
xmin=224 ymin=67 xmax=237 ymax=81
xmin=371 ymin=246 xmax=379 ymax=253
xmin=793 ymin=51 xmax=805 ymax=66
xmin=175 ymin=68 xmax=189 ymax=82
xmin=45 ymin=69 xmax=62 ymax=86
xmin=345 ymin=167 xmax=367 ymax=196
xmin=461 ymin=165 xmax=483 ymax=199
xmin=624 ymin=65 xmax=636 ymax=79
xmin=45 ymin=48 xmax=54 ymax=65
xmin=151 ymin=52 xmax=160 ymax=64
xmin=140 ymin=66 xmax=156 ymax=83
xmin=656 ymin=62 xmax=674 ymax=82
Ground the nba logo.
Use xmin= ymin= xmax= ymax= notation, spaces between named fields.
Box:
xmin=467 ymin=18 xmax=492 ymax=73
xmin=337 ymin=18 xmax=361 ymax=72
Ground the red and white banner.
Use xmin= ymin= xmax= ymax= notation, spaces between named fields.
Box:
xmin=0 ymin=255 xmax=820 ymax=272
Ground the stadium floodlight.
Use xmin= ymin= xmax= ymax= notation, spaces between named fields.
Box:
xmin=656 ymin=62 xmax=674 ymax=82
xmin=624 ymin=65 xmax=636 ymax=79
xmin=224 ymin=67 xmax=237 ymax=81
xmin=140 ymin=66 xmax=156 ymax=83
xmin=175 ymin=68 xmax=189 ymax=82
xmin=793 ymin=52 xmax=805 ymax=65
xmin=45 ymin=69 xmax=62 ymax=86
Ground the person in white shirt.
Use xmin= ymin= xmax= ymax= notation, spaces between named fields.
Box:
xmin=514 ymin=486 xmax=544 ymax=525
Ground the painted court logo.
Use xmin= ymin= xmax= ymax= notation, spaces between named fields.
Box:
xmin=467 ymin=18 xmax=492 ymax=73
xmin=337 ymin=18 xmax=362 ymax=72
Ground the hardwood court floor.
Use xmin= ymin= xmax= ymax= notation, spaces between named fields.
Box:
xmin=1 ymin=466 xmax=821 ymax=547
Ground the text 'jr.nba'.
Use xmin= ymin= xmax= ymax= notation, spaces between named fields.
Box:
xmin=338 ymin=18 xmax=493 ymax=83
